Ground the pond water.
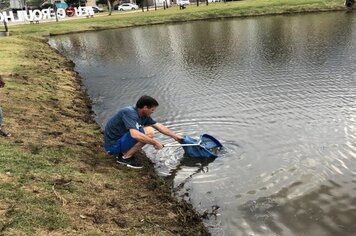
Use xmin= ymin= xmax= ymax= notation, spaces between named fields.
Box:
xmin=49 ymin=11 xmax=356 ymax=235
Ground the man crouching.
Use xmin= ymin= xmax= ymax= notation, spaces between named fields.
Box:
xmin=104 ymin=95 xmax=182 ymax=169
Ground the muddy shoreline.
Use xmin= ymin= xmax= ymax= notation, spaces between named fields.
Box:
xmin=0 ymin=33 xmax=208 ymax=235
xmin=50 ymin=44 xmax=210 ymax=235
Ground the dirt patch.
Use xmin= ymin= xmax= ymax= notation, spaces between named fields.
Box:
xmin=0 ymin=173 xmax=13 ymax=184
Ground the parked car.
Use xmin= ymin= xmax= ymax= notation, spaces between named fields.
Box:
xmin=117 ymin=3 xmax=139 ymax=11
xmin=92 ymin=6 xmax=104 ymax=12
xmin=178 ymin=0 xmax=190 ymax=6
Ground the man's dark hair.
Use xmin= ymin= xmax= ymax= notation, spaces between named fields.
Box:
xmin=136 ymin=95 xmax=159 ymax=108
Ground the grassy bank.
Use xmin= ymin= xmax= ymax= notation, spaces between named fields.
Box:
xmin=0 ymin=35 xmax=207 ymax=235
xmin=5 ymin=0 xmax=346 ymax=36
xmin=0 ymin=0 xmax=348 ymax=235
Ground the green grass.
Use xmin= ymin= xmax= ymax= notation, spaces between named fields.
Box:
xmin=6 ymin=0 xmax=345 ymax=36
xmin=0 ymin=144 xmax=73 ymax=234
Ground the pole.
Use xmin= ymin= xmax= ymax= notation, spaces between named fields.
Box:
xmin=163 ymin=143 xmax=202 ymax=147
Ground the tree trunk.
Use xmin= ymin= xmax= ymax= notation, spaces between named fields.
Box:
xmin=3 ymin=19 xmax=8 ymax=32
xmin=107 ymin=0 xmax=112 ymax=15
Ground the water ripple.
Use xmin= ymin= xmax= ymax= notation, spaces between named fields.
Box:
xmin=50 ymin=12 xmax=356 ymax=236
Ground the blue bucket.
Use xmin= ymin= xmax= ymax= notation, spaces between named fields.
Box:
xmin=181 ymin=134 xmax=223 ymax=158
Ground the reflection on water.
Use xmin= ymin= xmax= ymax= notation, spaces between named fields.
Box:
xmin=49 ymin=11 xmax=356 ymax=235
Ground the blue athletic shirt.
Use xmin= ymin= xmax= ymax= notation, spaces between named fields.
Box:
xmin=104 ymin=106 xmax=157 ymax=148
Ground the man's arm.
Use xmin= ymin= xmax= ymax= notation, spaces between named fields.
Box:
xmin=129 ymin=128 xmax=163 ymax=150
xmin=152 ymin=123 xmax=183 ymax=142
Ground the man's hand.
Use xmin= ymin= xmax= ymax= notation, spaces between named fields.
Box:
xmin=130 ymin=129 xmax=164 ymax=150
xmin=153 ymin=140 xmax=164 ymax=150
xmin=153 ymin=123 xmax=184 ymax=143
xmin=174 ymin=134 xmax=184 ymax=143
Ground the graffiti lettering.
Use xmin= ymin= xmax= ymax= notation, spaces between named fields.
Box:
xmin=0 ymin=7 xmax=94 ymax=23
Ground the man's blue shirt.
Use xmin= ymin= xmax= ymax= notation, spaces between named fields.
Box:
xmin=104 ymin=106 xmax=156 ymax=148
